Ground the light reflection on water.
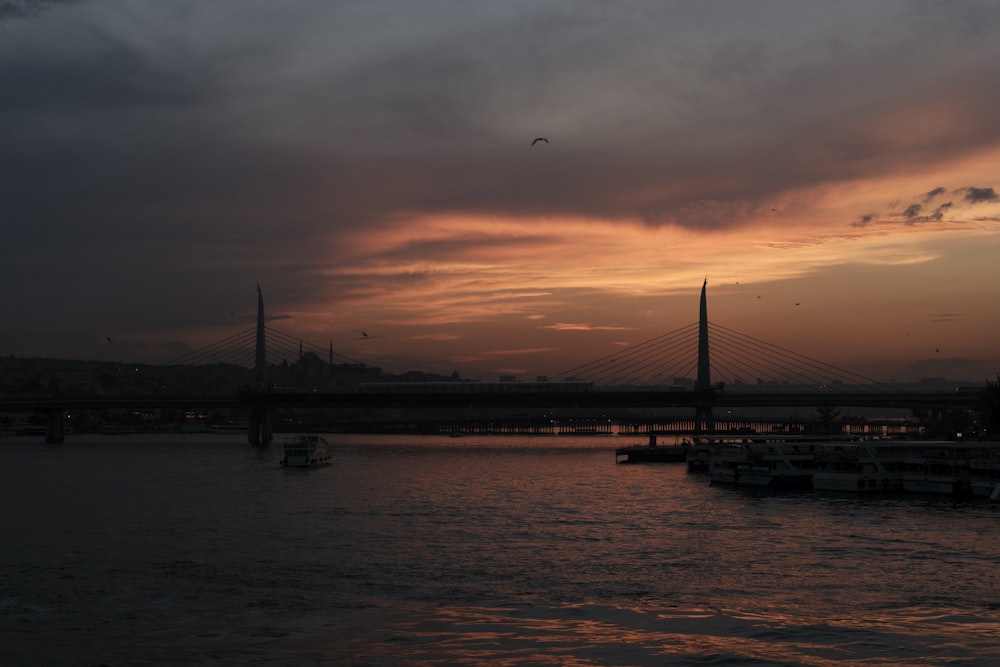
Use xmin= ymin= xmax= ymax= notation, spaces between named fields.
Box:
xmin=1 ymin=433 xmax=999 ymax=666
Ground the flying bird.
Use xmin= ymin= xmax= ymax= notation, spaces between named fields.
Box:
xmin=358 ymin=331 xmax=377 ymax=340
xmin=531 ymin=137 xmax=548 ymax=145
xmin=105 ymin=337 xmax=112 ymax=344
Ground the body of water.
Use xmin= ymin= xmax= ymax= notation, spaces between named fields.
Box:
xmin=2 ymin=433 xmax=998 ymax=666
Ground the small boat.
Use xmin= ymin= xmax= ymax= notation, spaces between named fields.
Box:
xmin=280 ymin=435 xmax=331 ymax=467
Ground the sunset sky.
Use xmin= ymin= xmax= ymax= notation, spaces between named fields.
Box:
xmin=3 ymin=1 xmax=999 ymax=383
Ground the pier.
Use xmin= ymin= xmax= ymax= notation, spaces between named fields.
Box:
xmin=675 ymin=438 xmax=1000 ymax=500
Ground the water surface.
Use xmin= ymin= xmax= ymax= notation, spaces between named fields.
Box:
xmin=2 ymin=433 xmax=998 ymax=665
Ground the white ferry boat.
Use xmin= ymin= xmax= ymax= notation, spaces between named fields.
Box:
xmin=706 ymin=435 xmax=844 ymax=489
xmin=812 ymin=443 xmax=906 ymax=492
xmin=280 ymin=435 xmax=331 ymax=468
xmin=902 ymin=444 xmax=972 ymax=497
xmin=707 ymin=444 xmax=751 ymax=485
xmin=968 ymin=446 xmax=1000 ymax=500
xmin=736 ymin=442 xmax=816 ymax=490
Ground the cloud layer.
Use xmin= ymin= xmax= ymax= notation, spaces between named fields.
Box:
xmin=2 ymin=1 xmax=999 ymax=381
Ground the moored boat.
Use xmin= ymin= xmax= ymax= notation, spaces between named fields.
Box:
xmin=968 ymin=446 xmax=1000 ymax=500
xmin=686 ymin=442 xmax=713 ymax=473
xmin=707 ymin=444 xmax=751 ymax=485
xmin=280 ymin=435 xmax=331 ymax=467
xmin=902 ymin=444 xmax=972 ymax=497
xmin=812 ymin=443 xmax=905 ymax=492
xmin=736 ymin=442 xmax=816 ymax=490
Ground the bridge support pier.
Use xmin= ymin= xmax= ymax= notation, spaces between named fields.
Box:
xmin=694 ymin=403 xmax=714 ymax=436
xmin=45 ymin=409 xmax=65 ymax=444
xmin=249 ymin=407 xmax=272 ymax=447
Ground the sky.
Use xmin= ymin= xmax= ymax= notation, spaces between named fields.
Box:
xmin=2 ymin=0 xmax=1000 ymax=384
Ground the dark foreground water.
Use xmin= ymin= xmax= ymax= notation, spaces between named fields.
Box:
xmin=2 ymin=433 xmax=998 ymax=666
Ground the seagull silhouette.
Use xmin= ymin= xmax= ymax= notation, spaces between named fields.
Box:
xmin=531 ymin=137 xmax=548 ymax=145
xmin=358 ymin=331 xmax=377 ymax=340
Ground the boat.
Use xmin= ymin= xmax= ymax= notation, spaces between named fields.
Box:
xmin=685 ymin=442 xmax=713 ymax=473
xmin=280 ymin=435 xmax=331 ymax=467
xmin=735 ymin=442 xmax=817 ymax=490
xmin=707 ymin=444 xmax=752 ymax=485
xmin=616 ymin=435 xmax=690 ymax=463
xmin=968 ymin=445 xmax=1000 ymax=500
xmin=698 ymin=434 xmax=852 ymax=483
xmin=812 ymin=443 xmax=906 ymax=492
xmin=902 ymin=444 xmax=972 ymax=497
xmin=706 ymin=437 xmax=829 ymax=489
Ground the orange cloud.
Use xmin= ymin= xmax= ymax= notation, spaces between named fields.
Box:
xmin=543 ymin=323 xmax=635 ymax=331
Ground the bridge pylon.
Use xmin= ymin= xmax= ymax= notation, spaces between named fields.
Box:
xmin=694 ymin=279 xmax=715 ymax=434
xmin=45 ymin=408 xmax=65 ymax=444
xmin=248 ymin=284 xmax=273 ymax=446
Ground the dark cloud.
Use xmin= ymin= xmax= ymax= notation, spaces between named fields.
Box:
xmin=1 ymin=47 xmax=202 ymax=115
xmin=852 ymin=213 xmax=875 ymax=228
xmin=859 ymin=185 xmax=992 ymax=227
xmin=924 ymin=186 xmax=946 ymax=201
xmin=932 ymin=201 xmax=953 ymax=218
xmin=4 ymin=2 xmax=1000 ymax=243
xmin=962 ymin=187 xmax=999 ymax=203
xmin=0 ymin=0 xmax=79 ymax=21
xmin=2 ymin=1 xmax=1000 ymax=367
xmin=904 ymin=201 xmax=954 ymax=224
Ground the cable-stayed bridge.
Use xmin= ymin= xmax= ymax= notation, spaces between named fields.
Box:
xmin=233 ymin=282 xmax=979 ymax=444
xmin=167 ymin=283 xmax=908 ymax=393
xmin=548 ymin=320 xmax=899 ymax=392
xmin=1 ymin=283 xmax=985 ymax=444
xmin=167 ymin=324 xmax=362 ymax=371
xmin=165 ymin=320 xmax=894 ymax=393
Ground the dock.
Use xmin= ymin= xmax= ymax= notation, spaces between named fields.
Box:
xmin=686 ymin=438 xmax=1000 ymax=498
xmin=616 ymin=435 xmax=691 ymax=463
